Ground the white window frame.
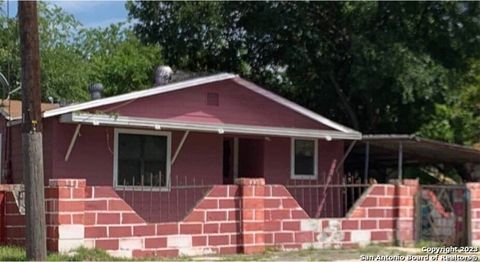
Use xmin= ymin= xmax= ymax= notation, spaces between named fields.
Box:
xmin=113 ymin=128 xmax=172 ymax=191
xmin=290 ymin=138 xmax=318 ymax=180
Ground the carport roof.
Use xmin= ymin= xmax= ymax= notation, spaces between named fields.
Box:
xmin=349 ymin=134 xmax=480 ymax=165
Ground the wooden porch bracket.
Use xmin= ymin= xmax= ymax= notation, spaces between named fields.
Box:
xmin=172 ymin=130 xmax=189 ymax=165
xmin=64 ymin=124 xmax=82 ymax=162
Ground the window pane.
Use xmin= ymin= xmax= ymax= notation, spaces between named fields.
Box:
xmin=117 ymin=132 xmax=168 ymax=187
xmin=294 ymin=140 xmax=315 ymax=175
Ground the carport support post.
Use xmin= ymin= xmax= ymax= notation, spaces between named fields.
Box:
xmin=363 ymin=142 xmax=370 ymax=183
xmin=398 ymin=142 xmax=403 ymax=182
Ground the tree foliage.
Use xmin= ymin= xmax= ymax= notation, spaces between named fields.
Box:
xmin=0 ymin=2 xmax=163 ymax=102
xmin=128 ymin=1 xmax=480 ymax=145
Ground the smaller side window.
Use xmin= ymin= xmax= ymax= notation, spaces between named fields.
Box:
xmin=291 ymin=138 xmax=318 ymax=179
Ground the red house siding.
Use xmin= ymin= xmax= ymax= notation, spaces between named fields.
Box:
xmin=92 ymin=80 xmax=330 ymax=130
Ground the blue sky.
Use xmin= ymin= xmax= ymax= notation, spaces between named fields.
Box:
xmin=1 ymin=0 xmax=129 ymax=28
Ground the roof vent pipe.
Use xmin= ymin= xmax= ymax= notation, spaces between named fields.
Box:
xmin=155 ymin=66 xmax=173 ymax=86
xmin=89 ymin=83 xmax=104 ymax=100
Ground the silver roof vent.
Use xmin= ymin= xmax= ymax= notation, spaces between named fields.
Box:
xmin=89 ymin=83 xmax=104 ymax=100
xmin=155 ymin=66 xmax=173 ymax=86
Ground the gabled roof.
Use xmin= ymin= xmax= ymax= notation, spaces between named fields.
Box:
xmin=0 ymin=100 xmax=59 ymax=120
xmin=42 ymin=73 xmax=359 ymax=136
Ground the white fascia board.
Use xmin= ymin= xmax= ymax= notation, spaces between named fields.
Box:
xmin=61 ymin=113 xmax=362 ymax=140
xmin=233 ymin=78 xmax=358 ymax=134
xmin=43 ymin=73 xmax=237 ymax=118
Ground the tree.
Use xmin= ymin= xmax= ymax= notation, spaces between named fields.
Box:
xmin=128 ymin=2 xmax=480 ymax=144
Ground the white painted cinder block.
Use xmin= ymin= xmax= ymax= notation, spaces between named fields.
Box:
xmin=107 ymin=250 xmax=133 ymax=258
xmin=167 ymin=235 xmax=192 ymax=248
xmin=119 ymin=238 xmax=143 ymax=250
xmin=58 ymin=224 xmax=85 ymax=239
xmin=58 ymin=239 xmax=84 ymax=253
xmin=83 ymin=239 xmax=95 ymax=249
xmin=179 ymin=247 xmax=216 ymax=256
xmin=300 ymin=219 xmax=320 ymax=232
xmin=350 ymin=230 xmax=371 ymax=247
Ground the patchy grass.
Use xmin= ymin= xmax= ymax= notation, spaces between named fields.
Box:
xmin=0 ymin=245 xmax=422 ymax=261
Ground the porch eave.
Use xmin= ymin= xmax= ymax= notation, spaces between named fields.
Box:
xmin=59 ymin=112 xmax=362 ymax=140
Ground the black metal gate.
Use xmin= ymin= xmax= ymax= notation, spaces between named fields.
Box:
xmin=416 ymin=185 xmax=469 ymax=246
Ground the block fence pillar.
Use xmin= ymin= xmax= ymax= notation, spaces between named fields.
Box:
xmin=236 ymin=178 xmax=266 ymax=254
xmin=45 ymin=179 xmax=86 ymax=252
xmin=395 ymin=179 xmax=419 ymax=246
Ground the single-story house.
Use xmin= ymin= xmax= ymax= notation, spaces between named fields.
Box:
xmin=0 ymin=73 xmax=361 ymax=221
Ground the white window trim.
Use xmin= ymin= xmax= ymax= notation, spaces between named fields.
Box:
xmin=290 ymin=138 xmax=318 ymax=180
xmin=113 ymin=128 xmax=172 ymax=191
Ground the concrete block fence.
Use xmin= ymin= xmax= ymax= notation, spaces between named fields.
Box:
xmin=2 ymin=178 xmax=422 ymax=258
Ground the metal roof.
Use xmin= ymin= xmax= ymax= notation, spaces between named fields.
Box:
xmin=348 ymin=134 xmax=480 ymax=166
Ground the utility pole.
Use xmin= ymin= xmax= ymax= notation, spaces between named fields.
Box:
xmin=19 ymin=1 xmax=47 ymax=260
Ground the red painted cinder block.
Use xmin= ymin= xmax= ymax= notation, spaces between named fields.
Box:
xmin=360 ymin=220 xmax=377 ymax=230
xmin=264 ymin=199 xmax=281 ymax=209
xmin=192 ymin=235 xmax=207 ymax=246
xmin=157 ymin=223 xmax=178 ymax=235
xmin=220 ymin=222 xmax=238 ymax=233
xmin=219 ymin=246 xmax=240 ymax=255
xmin=156 ymin=249 xmax=180 ymax=257
xmin=282 ymin=221 xmax=300 ymax=231
xmin=349 ymin=208 xmax=366 ymax=218
xmin=370 ymin=186 xmax=385 ymax=195
xmin=95 ymin=239 xmax=119 ymax=250
xmin=134 ymin=225 xmax=156 ymax=236
xmin=228 ymin=210 xmax=239 ymax=221
xmin=122 ymin=213 xmax=144 ymax=224
xmin=371 ymin=231 xmax=391 ymax=241
xmin=95 ymin=187 xmax=119 ymax=198
xmin=271 ymin=186 xmax=290 ymax=197
xmin=282 ymin=199 xmax=300 ymax=209
xmin=109 ymin=226 xmax=132 ymax=237
xmin=204 ymin=223 xmax=219 ymax=234
xmin=208 ymin=235 xmax=229 ymax=246
xmin=368 ymin=208 xmax=384 ymax=217
xmin=270 ymin=210 xmax=290 ymax=220
xmin=85 ymin=226 xmax=107 ymax=238
xmin=378 ymin=197 xmax=394 ymax=207
xmin=206 ymin=211 xmax=227 ymax=221
xmin=108 ymin=200 xmax=131 ymax=211
xmin=219 ymin=199 xmax=236 ymax=209
xmin=361 ymin=197 xmax=377 ymax=207
xmin=379 ymin=219 xmax=395 ymax=229
xmin=243 ymin=222 xmax=264 ymax=232
xmin=228 ymin=186 xmax=240 ymax=197
xmin=71 ymin=214 xmax=84 ymax=224
xmin=291 ymin=210 xmax=309 ymax=219
xmin=242 ymin=199 xmax=264 ymax=209
xmin=195 ymin=199 xmax=218 ymax=209
xmin=254 ymin=186 xmax=265 ymax=197
xmin=71 ymin=188 xmax=85 ymax=198
xmin=295 ymin=231 xmax=313 ymax=242
xmin=97 ymin=213 xmax=120 ymax=224
xmin=85 ymin=200 xmax=107 ymax=211
xmin=264 ymin=233 xmax=273 ymax=244
xmin=209 ymin=186 xmax=228 ymax=197
xmin=342 ymin=220 xmax=359 ymax=230
xmin=145 ymin=237 xmax=167 ymax=248
xmin=132 ymin=250 xmax=156 ymax=258
xmin=58 ymin=200 xmax=84 ymax=212
xmin=274 ymin=232 xmax=294 ymax=243
xmin=180 ymin=223 xmax=202 ymax=234
xmin=184 ymin=211 xmax=205 ymax=222
xmin=84 ymin=213 xmax=96 ymax=225
xmin=244 ymin=245 xmax=265 ymax=254
xmin=264 ymin=221 xmax=281 ymax=232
